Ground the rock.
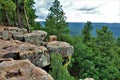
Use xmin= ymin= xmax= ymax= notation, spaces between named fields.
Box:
xmin=0 ymin=39 xmax=50 ymax=67
xmin=2 ymin=30 xmax=9 ymax=40
xmin=0 ymin=27 xmax=47 ymax=46
xmin=19 ymin=43 xmax=50 ymax=67
xmin=0 ymin=27 xmax=27 ymax=40
xmin=24 ymin=30 xmax=47 ymax=46
xmin=0 ymin=26 xmax=74 ymax=67
xmin=49 ymin=35 xmax=57 ymax=42
xmin=84 ymin=78 xmax=94 ymax=80
xmin=0 ymin=58 xmax=13 ymax=63
xmin=0 ymin=60 xmax=53 ymax=80
xmin=47 ymin=41 xmax=74 ymax=57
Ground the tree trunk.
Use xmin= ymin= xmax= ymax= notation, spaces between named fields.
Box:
xmin=16 ymin=0 xmax=23 ymax=28
xmin=23 ymin=0 xmax=30 ymax=32
xmin=4 ymin=9 xmax=10 ymax=26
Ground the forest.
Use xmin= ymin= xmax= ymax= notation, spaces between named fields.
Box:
xmin=0 ymin=0 xmax=120 ymax=80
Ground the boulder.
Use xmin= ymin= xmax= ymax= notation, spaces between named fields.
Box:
xmin=0 ymin=39 xmax=50 ymax=67
xmin=0 ymin=27 xmax=27 ymax=40
xmin=0 ymin=27 xmax=47 ymax=46
xmin=47 ymin=41 xmax=74 ymax=57
xmin=24 ymin=30 xmax=47 ymax=46
xmin=19 ymin=43 xmax=50 ymax=67
xmin=0 ymin=60 xmax=53 ymax=80
xmin=84 ymin=78 xmax=94 ymax=80
xmin=49 ymin=35 xmax=57 ymax=42
xmin=0 ymin=58 xmax=13 ymax=63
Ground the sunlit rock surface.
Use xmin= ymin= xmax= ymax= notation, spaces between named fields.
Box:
xmin=47 ymin=41 xmax=74 ymax=57
xmin=0 ymin=60 xmax=53 ymax=80
xmin=0 ymin=39 xmax=50 ymax=67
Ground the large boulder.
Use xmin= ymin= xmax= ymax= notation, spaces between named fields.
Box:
xmin=47 ymin=41 xmax=74 ymax=57
xmin=0 ymin=60 xmax=53 ymax=80
xmin=0 ymin=27 xmax=27 ymax=40
xmin=23 ymin=30 xmax=47 ymax=46
xmin=12 ymin=30 xmax=47 ymax=46
xmin=0 ymin=27 xmax=47 ymax=46
xmin=0 ymin=39 xmax=50 ymax=67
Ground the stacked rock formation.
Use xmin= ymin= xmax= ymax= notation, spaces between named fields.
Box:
xmin=0 ymin=26 xmax=74 ymax=80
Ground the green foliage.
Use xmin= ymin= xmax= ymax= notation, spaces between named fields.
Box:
xmin=69 ymin=25 xmax=120 ymax=80
xmin=45 ymin=0 xmax=69 ymax=40
xmin=116 ymin=37 xmax=120 ymax=46
xmin=0 ymin=0 xmax=41 ymax=31
xmin=0 ymin=0 xmax=16 ymax=26
xmin=0 ymin=1 xmax=16 ymax=11
xmin=49 ymin=53 xmax=74 ymax=80
xmin=81 ymin=21 xmax=93 ymax=43
xmin=69 ymin=37 xmax=95 ymax=79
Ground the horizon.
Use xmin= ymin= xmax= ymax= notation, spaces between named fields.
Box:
xmin=36 ymin=21 xmax=120 ymax=24
xmin=34 ymin=0 xmax=120 ymax=23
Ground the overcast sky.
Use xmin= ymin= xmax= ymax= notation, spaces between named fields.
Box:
xmin=34 ymin=0 xmax=120 ymax=23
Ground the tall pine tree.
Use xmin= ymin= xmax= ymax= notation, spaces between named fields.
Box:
xmin=45 ymin=0 xmax=69 ymax=40
xmin=81 ymin=21 xmax=93 ymax=43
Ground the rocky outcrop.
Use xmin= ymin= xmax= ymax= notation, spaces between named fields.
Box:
xmin=23 ymin=30 xmax=47 ymax=46
xmin=0 ymin=27 xmax=74 ymax=58
xmin=0 ymin=26 xmax=27 ymax=40
xmin=0 ymin=60 xmax=53 ymax=80
xmin=0 ymin=27 xmax=47 ymax=46
xmin=0 ymin=39 xmax=50 ymax=67
xmin=0 ymin=26 xmax=75 ymax=80
xmin=0 ymin=26 xmax=74 ymax=65
xmin=47 ymin=41 xmax=74 ymax=57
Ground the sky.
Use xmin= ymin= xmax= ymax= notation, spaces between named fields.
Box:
xmin=34 ymin=0 xmax=120 ymax=23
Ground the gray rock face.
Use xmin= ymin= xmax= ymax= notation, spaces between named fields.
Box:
xmin=0 ymin=27 xmax=47 ymax=46
xmin=0 ymin=27 xmax=27 ymax=40
xmin=47 ymin=41 xmax=74 ymax=57
xmin=0 ymin=26 xmax=74 ymax=66
xmin=0 ymin=60 xmax=53 ymax=80
xmin=0 ymin=39 xmax=50 ymax=67
xmin=24 ymin=30 xmax=47 ymax=46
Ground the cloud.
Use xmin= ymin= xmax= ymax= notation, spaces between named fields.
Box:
xmin=34 ymin=0 xmax=120 ymax=23
xmin=78 ymin=6 xmax=98 ymax=11
xmin=34 ymin=0 xmax=53 ymax=21
xmin=77 ymin=6 xmax=100 ymax=14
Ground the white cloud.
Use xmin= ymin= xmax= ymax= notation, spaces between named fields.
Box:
xmin=34 ymin=0 xmax=120 ymax=23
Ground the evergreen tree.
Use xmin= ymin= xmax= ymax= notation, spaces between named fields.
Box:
xmin=95 ymin=26 xmax=115 ymax=54
xmin=45 ymin=0 xmax=69 ymax=40
xmin=116 ymin=37 xmax=120 ymax=46
xmin=69 ymin=37 xmax=96 ymax=79
xmin=0 ymin=0 xmax=16 ymax=26
xmin=0 ymin=0 xmax=41 ymax=31
xmin=94 ymin=26 xmax=119 ymax=80
xmin=49 ymin=53 xmax=74 ymax=80
xmin=69 ymin=26 xmax=120 ymax=80
xmin=81 ymin=21 xmax=93 ymax=43
xmin=24 ymin=0 xmax=41 ymax=31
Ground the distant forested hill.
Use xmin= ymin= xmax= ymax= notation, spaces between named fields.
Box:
xmin=39 ymin=21 xmax=120 ymax=37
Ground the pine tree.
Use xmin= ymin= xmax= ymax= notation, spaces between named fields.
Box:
xmin=45 ymin=0 xmax=69 ymax=40
xmin=0 ymin=0 xmax=41 ymax=31
xmin=81 ymin=21 xmax=93 ymax=43
xmin=116 ymin=37 xmax=120 ymax=46
xmin=94 ymin=26 xmax=119 ymax=79
xmin=69 ymin=26 xmax=120 ymax=80
xmin=0 ymin=0 xmax=16 ymax=26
